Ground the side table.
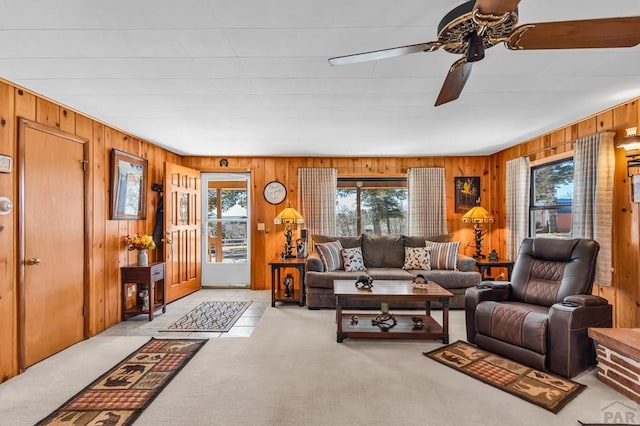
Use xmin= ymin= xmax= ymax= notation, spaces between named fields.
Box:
xmin=121 ymin=262 xmax=167 ymax=321
xmin=475 ymin=259 xmax=514 ymax=281
xmin=269 ymin=256 xmax=306 ymax=307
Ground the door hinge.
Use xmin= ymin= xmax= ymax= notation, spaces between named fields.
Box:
xmin=81 ymin=160 xmax=89 ymax=171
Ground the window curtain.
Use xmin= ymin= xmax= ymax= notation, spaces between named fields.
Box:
xmin=506 ymin=157 xmax=530 ymax=260
xmin=297 ymin=168 xmax=337 ymax=238
xmin=407 ymin=168 xmax=447 ymax=236
xmin=572 ymin=131 xmax=615 ymax=286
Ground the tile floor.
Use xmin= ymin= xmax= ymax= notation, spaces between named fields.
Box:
xmin=99 ymin=288 xmax=272 ymax=339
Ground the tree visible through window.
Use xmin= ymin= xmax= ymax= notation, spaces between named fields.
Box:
xmin=529 ymin=159 xmax=573 ymax=238
xmin=336 ymin=178 xmax=407 ymax=236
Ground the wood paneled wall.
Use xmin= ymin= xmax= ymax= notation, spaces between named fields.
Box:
xmin=488 ymin=98 xmax=640 ymax=328
xmin=1 ymin=73 xmax=638 ymax=382
xmin=0 ymin=80 xmax=182 ymax=382
xmin=182 ymin=156 xmax=492 ymax=289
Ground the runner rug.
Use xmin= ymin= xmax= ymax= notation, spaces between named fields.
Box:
xmin=162 ymin=300 xmax=252 ymax=332
xmin=424 ymin=340 xmax=586 ymax=414
xmin=37 ymin=338 xmax=207 ymax=426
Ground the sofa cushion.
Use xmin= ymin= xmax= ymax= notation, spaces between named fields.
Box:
xmin=366 ymin=268 xmax=414 ymax=281
xmin=408 ymin=269 xmax=481 ymax=289
xmin=426 ymin=241 xmax=460 ymax=270
xmin=342 ymin=247 xmax=366 ymax=272
xmin=305 ymin=270 xmax=365 ymax=289
xmin=362 ymin=234 xmax=404 ymax=268
xmin=312 ymin=234 xmax=362 ymax=249
xmin=315 ymin=240 xmax=343 ymax=272
xmin=403 ymin=234 xmax=452 ymax=247
xmin=402 ymin=247 xmax=431 ymax=270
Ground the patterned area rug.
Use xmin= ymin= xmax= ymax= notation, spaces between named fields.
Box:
xmin=37 ymin=338 xmax=207 ymax=426
xmin=162 ymin=300 xmax=252 ymax=332
xmin=424 ymin=340 xmax=586 ymax=413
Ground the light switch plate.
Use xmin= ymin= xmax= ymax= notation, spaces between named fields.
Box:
xmin=257 ymin=222 xmax=265 ymax=231
xmin=0 ymin=155 xmax=11 ymax=173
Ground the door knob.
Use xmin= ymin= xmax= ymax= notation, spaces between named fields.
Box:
xmin=26 ymin=258 xmax=41 ymax=265
xmin=163 ymin=232 xmax=173 ymax=245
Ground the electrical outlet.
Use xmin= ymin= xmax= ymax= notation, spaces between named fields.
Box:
xmin=257 ymin=222 xmax=265 ymax=231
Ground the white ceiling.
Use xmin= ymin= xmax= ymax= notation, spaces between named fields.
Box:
xmin=1 ymin=0 xmax=639 ymax=157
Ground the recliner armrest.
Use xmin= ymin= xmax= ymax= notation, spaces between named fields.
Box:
xmin=548 ymin=297 xmax=613 ymax=377
xmin=476 ymin=281 xmax=511 ymax=291
xmin=563 ymin=294 xmax=608 ymax=306
xmin=464 ymin=283 xmax=512 ymax=343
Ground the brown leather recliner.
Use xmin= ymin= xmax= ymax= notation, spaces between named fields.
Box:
xmin=465 ymin=238 xmax=612 ymax=378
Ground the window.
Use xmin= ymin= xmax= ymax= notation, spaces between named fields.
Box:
xmin=529 ymin=158 xmax=573 ymax=238
xmin=336 ymin=178 xmax=407 ymax=236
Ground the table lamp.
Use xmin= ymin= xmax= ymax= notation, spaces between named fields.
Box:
xmin=461 ymin=206 xmax=494 ymax=258
xmin=274 ymin=203 xmax=304 ymax=258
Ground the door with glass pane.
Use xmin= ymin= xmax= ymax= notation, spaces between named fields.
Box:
xmin=201 ymin=173 xmax=251 ymax=287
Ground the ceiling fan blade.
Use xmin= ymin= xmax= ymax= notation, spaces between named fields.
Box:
xmin=473 ymin=0 xmax=520 ymax=15
xmin=328 ymin=42 xmax=439 ymax=66
xmin=435 ymin=60 xmax=473 ymax=107
xmin=507 ymin=17 xmax=640 ymax=50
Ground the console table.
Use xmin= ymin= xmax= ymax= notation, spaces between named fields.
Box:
xmin=269 ymin=256 xmax=306 ymax=307
xmin=120 ymin=262 xmax=166 ymax=321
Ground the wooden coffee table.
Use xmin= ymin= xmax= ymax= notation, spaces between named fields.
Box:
xmin=334 ymin=280 xmax=453 ymax=344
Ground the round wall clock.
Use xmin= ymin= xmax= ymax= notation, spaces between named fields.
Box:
xmin=263 ymin=180 xmax=287 ymax=205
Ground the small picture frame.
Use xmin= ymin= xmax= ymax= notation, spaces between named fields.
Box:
xmin=110 ymin=149 xmax=148 ymax=220
xmin=632 ymin=175 xmax=640 ymax=203
xmin=454 ymin=176 xmax=480 ymax=213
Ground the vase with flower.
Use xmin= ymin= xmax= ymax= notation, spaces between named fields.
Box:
xmin=124 ymin=233 xmax=156 ymax=266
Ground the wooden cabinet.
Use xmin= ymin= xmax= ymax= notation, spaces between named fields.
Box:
xmin=120 ymin=262 xmax=166 ymax=321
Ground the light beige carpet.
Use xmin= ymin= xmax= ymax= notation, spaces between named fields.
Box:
xmin=0 ymin=301 xmax=630 ymax=426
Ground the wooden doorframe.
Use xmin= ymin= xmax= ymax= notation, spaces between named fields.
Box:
xmin=17 ymin=117 xmax=90 ymax=371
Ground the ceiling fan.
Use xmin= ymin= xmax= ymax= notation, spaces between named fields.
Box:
xmin=328 ymin=0 xmax=640 ymax=106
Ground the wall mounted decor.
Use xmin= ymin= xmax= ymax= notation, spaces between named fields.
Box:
xmin=110 ymin=149 xmax=148 ymax=220
xmin=454 ymin=176 xmax=480 ymax=213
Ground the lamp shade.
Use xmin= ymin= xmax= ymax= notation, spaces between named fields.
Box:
xmin=617 ymin=127 xmax=640 ymax=152
xmin=461 ymin=206 xmax=494 ymax=224
xmin=274 ymin=204 xmax=304 ymax=225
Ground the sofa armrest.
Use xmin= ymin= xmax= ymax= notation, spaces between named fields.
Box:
xmin=464 ymin=282 xmax=511 ymax=343
xmin=457 ymin=254 xmax=476 ymax=272
xmin=306 ymin=253 xmax=325 ymax=273
xmin=548 ymin=298 xmax=613 ymax=377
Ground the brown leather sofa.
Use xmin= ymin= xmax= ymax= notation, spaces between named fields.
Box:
xmin=464 ymin=238 xmax=612 ymax=378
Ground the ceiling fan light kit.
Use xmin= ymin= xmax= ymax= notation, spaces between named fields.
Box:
xmin=328 ymin=0 xmax=640 ymax=107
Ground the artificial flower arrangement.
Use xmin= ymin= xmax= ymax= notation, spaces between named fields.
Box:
xmin=124 ymin=234 xmax=156 ymax=251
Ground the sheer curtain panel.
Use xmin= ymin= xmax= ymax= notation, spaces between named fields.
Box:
xmin=506 ymin=157 xmax=530 ymax=260
xmin=298 ymin=168 xmax=337 ymax=238
xmin=572 ymin=131 xmax=615 ymax=286
xmin=407 ymin=168 xmax=447 ymax=236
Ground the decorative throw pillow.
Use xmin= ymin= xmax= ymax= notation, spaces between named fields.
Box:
xmin=402 ymin=247 xmax=431 ymax=270
xmin=315 ymin=240 xmax=344 ymax=272
xmin=342 ymin=247 xmax=366 ymax=272
xmin=425 ymin=240 xmax=460 ymax=271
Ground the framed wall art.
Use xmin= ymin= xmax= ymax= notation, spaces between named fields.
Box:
xmin=454 ymin=176 xmax=480 ymax=213
xmin=110 ymin=149 xmax=148 ymax=220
